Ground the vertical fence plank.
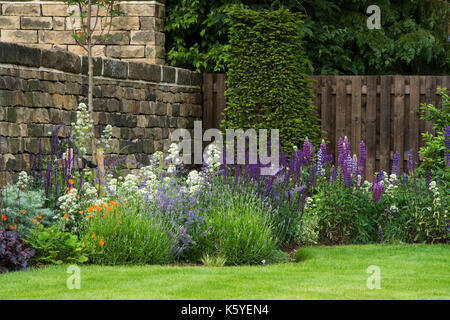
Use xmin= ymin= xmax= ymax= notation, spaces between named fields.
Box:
xmin=393 ymin=76 xmax=405 ymax=174
xmin=215 ymin=74 xmax=226 ymax=129
xmin=409 ymin=76 xmax=420 ymax=158
xmin=351 ymin=76 xmax=362 ymax=156
xmin=379 ymin=76 xmax=391 ymax=173
xmin=203 ymin=74 xmax=214 ymax=131
xmin=366 ymin=76 xmax=377 ymax=178
xmin=336 ymin=77 xmax=346 ymax=157
xmin=321 ymin=76 xmax=331 ymax=142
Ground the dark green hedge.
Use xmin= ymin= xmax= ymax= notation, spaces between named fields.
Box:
xmin=223 ymin=8 xmax=321 ymax=150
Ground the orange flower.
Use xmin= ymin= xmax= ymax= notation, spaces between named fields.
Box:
xmin=109 ymin=200 xmax=115 ymax=206
xmin=37 ymin=215 xmax=42 ymax=220
xmin=10 ymin=225 xmax=15 ymax=230
xmin=78 ymin=211 xmax=84 ymax=214
xmin=68 ymin=179 xmax=74 ymax=185
xmin=99 ymin=239 xmax=104 ymax=247
xmin=91 ymin=233 xmax=96 ymax=239
xmin=1 ymin=214 xmax=6 ymax=221
xmin=64 ymin=214 xmax=69 ymax=220
xmin=86 ymin=215 xmax=92 ymax=219
xmin=37 ymin=221 xmax=40 ymax=225
xmin=117 ymin=219 xmax=121 ymax=224
xmin=88 ymin=207 xmax=94 ymax=213
xmin=22 ymin=210 xmax=26 ymax=215
xmin=31 ymin=218 xmax=35 ymax=223
xmin=107 ymin=206 xmax=112 ymax=212
xmin=93 ymin=205 xmax=101 ymax=212
xmin=93 ymin=245 xmax=97 ymax=249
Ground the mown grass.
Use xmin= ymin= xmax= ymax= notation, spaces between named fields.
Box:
xmin=1 ymin=244 xmax=448 ymax=300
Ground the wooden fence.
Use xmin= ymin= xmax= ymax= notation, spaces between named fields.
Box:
xmin=203 ymin=74 xmax=450 ymax=176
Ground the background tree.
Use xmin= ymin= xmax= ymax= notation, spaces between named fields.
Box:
xmin=165 ymin=0 xmax=450 ymax=75
xmin=223 ymin=8 xmax=321 ymax=150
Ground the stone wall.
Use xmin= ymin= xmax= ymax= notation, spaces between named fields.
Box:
xmin=0 ymin=42 xmax=202 ymax=184
xmin=0 ymin=0 xmax=165 ymax=64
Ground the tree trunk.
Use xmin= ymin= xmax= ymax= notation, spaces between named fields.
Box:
xmin=87 ymin=0 xmax=97 ymax=167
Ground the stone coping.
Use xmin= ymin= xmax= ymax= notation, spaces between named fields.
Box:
xmin=0 ymin=41 xmax=201 ymax=86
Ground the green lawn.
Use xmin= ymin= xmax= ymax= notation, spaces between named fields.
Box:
xmin=1 ymin=244 xmax=449 ymax=300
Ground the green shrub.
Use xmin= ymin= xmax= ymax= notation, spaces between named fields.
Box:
xmin=382 ymin=178 xmax=449 ymax=243
xmin=419 ymin=88 xmax=450 ymax=176
xmin=223 ymin=7 xmax=321 ymax=150
xmin=0 ymin=184 xmax=54 ymax=237
xmin=294 ymin=197 xmax=319 ymax=246
xmin=191 ymin=182 xmax=281 ymax=265
xmin=81 ymin=201 xmax=175 ymax=265
xmin=25 ymin=225 xmax=88 ymax=265
xmin=312 ymin=181 xmax=382 ymax=245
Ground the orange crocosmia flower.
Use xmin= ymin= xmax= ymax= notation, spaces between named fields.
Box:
xmin=10 ymin=225 xmax=15 ymax=230
xmin=117 ymin=220 xmax=121 ymax=224
xmin=93 ymin=245 xmax=97 ymax=249
xmin=37 ymin=221 xmax=40 ymax=225
xmin=91 ymin=233 xmax=96 ymax=239
xmin=99 ymin=239 xmax=104 ymax=247
xmin=78 ymin=211 xmax=84 ymax=214
xmin=64 ymin=214 xmax=69 ymax=220
xmin=68 ymin=179 xmax=74 ymax=185
xmin=31 ymin=218 xmax=35 ymax=223
xmin=107 ymin=206 xmax=112 ymax=212
xmin=86 ymin=215 xmax=92 ymax=219
xmin=37 ymin=215 xmax=42 ymax=220
xmin=1 ymin=214 xmax=6 ymax=221
xmin=109 ymin=200 xmax=115 ymax=205
xmin=88 ymin=207 xmax=94 ymax=213
xmin=22 ymin=210 xmax=26 ymax=215
xmin=101 ymin=203 xmax=107 ymax=208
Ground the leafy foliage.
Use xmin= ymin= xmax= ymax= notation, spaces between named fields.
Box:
xmin=0 ymin=229 xmax=35 ymax=273
xmin=25 ymin=226 xmax=88 ymax=266
xmin=0 ymin=184 xmax=54 ymax=237
xmin=81 ymin=200 xmax=175 ymax=265
xmin=419 ymin=88 xmax=450 ymax=175
xmin=192 ymin=181 xmax=280 ymax=265
xmin=223 ymin=7 xmax=321 ymax=150
xmin=165 ymin=0 xmax=450 ymax=75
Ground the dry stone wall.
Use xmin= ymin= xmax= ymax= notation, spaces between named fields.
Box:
xmin=0 ymin=0 xmax=166 ymax=64
xmin=0 ymin=42 xmax=202 ymax=184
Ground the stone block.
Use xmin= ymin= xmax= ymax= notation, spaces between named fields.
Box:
xmin=0 ymin=16 xmax=20 ymax=29
xmin=2 ymin=4 xmax=41 ymax=16
xmin=21 ymin=17 xmax=53 ymax=29
xmin=107 ymin=16 xmax=140 ymax=30
xmin=41 ymin=49 xmax=82 ymax=74
xmin=38 ymin=30 xmax=76 ymax=44
xmin=41 ymin=4 xmax=69 ymax=16
xmin=106 ymin=45 xmax=145 ymax=59
xmin=128 ymin=62 xmax=161 ymax=82
xmin=162 ymin=66 xmax=176 ymax=83
xmin=1 ymin=30 xmax=37 ymax=43
xmin=102 ymin=59 xmax=128 ymax=79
